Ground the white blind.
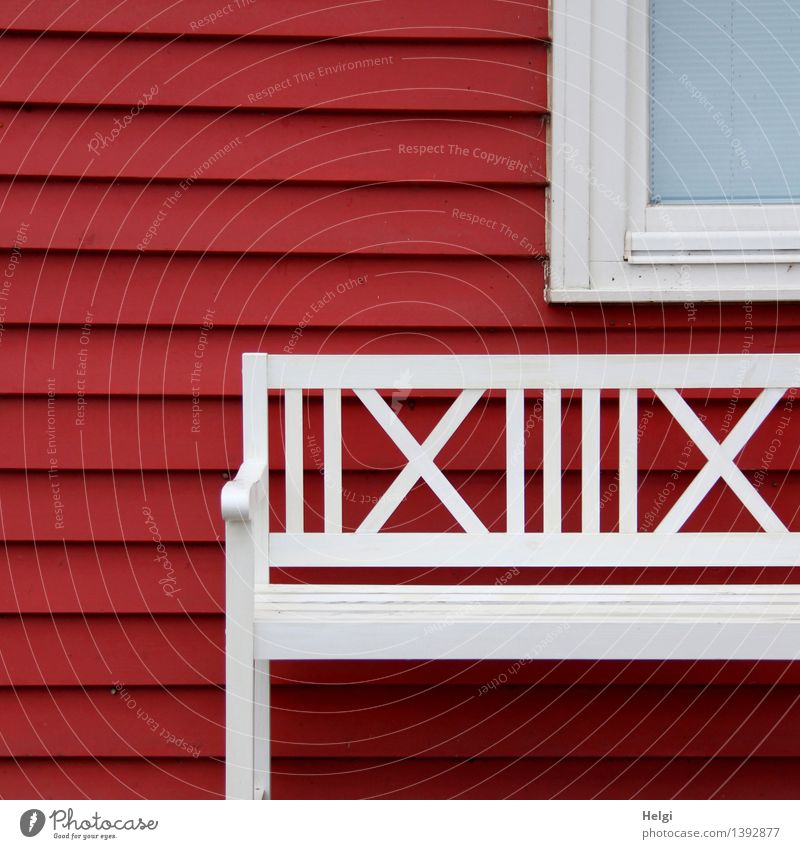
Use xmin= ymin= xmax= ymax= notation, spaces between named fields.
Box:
xmin=651 ymin=0 xmax=800 ymax=204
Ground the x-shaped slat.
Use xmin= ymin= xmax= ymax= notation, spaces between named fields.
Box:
xmin=653 ymin=387 xmax=788 ymax=534
xmin=354 ymin=388 xmax=488 ymax=533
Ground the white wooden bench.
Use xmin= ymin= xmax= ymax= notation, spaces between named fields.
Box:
xmin=221 ymin=353 xmax=800 ymax=799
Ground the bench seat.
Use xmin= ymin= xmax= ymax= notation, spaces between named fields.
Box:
xmin=253 ymin=584 xmax=800 ymax=661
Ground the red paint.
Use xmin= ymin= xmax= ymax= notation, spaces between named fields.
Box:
xmin=1 ymin=4 xmax=797 ymax=801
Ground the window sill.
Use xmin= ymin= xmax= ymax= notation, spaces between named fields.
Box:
xmin=547 ymin=259 xmax=800 ymax=303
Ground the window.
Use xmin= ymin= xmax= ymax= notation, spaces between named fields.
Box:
xmin=548 ymin=0 xmax=800 ymax=302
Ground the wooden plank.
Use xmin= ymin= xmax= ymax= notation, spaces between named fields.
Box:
xmin=618 ymin=388 xmax=638 ymax=533
xmin=268 ymin=533 xmax=800 ymax=568
xmin=505 ymin=389 xmax=525 ymax=532
xmin=270 ymin=658 xmax=800 ymax=687
xmin=254 ymin=584 xmax=800 ymax=660
xmin=542 ymin=389 xmax=562 ymax=532
xmin=0 ymin=687 xmax=221 ymax=758
xmin=0 ymin=36 xmax=547 ymax=113
xmin=6 ymin=393 xmax=800 ymax=474
xmin=0 ymin=758 xmax=222 ymax=800
xmin=0 ymin=616 xmax=223 ymax=685
xmin=270 ymin=756 xmax=800 ymax=799
xmin=0 ymin=1 xmax=550 ymax=40
xmin=0 ymin=253 xmax=543 ymax=328
xmin=7 ymin=251 xmax=800 ymax=333
xmin=323 ymin=389 xmax=342 ymax=534
xmin=0 ymin=109 xmax=547 ymax=184
xmin=0 ymin=181 xmax=545 ymax=256
xmin=270 ymin=683 xmax=800 ymax=758
xmin=270 ymin=354 xmax=800 ymax=390
xmin=3 ymin=755 xmax=799 ymax=800
xmin=581 ymin=388 xmax=600 ymax=533
xmin=8 ymin=327 xmax=800 ymax=396
xmin=284 ymin=390 xmax=304 ymax=533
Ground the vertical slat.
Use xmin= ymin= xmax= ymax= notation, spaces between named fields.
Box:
xmin=506 ymin=388 xmax=525 ymax=533
xmin=618 ymin=388 xmax=638 ymax=533
xmin=582 ymin=388 xmax=601 ymax=533
xmin=543 ymin=389 xmax=562 ymax=533
xmin=323 ymin=388 xmax=342 ymax=534
xmin=284 ymin=389 xmax=304 ymax=533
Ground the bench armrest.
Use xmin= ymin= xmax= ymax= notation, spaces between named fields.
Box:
xmin=221 ymin=460 xmax=269 ymax=523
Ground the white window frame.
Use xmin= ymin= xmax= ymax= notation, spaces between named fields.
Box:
xmin=548 ymin=0 xmax=800 ymax=302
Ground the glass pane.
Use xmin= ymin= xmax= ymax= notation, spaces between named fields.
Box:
xmin=651 ymin=0 xmax=800 ymax=204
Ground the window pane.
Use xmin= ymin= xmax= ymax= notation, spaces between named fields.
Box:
xmin=651 ymin=0 xmax=800 ymax=204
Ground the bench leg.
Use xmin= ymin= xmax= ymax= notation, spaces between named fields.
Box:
xmin=225 ymin=521 xmax=256 ymax=800
xmin=253 ymin=659 xmax=270 ymax=800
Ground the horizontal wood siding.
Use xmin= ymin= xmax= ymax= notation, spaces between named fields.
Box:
xmin=1 ymin=0 xmax=798 ymax=799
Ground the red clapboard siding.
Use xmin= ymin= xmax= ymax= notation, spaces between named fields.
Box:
xmin=1 ymin=36 xmax=547 ymax=112
xmin=271 ymin=684 xmax=800 ymax=759
xmin=270 ymin=659 xmax=800 ymax=688
xmin=3 ymin=0 xmax=799 ymax=803
xmin=0 ymin=687 xmax=221 ymax=758
xmin=0 ymin=109 xmax=547 ymax=184
xmin=0 ymin=543 xmax=222 ymax=615
xmin=5 ymin=683 xmax=799 ymax=760
xmin=0 ymin=253 xmax=545 ymax=328
xmin=5 ymin=251 xmax=800 ymax=331
xmin=3 ymin=756 xmax=799 ymax=800
xmin=0 ymin=181 xmax=545 ymax=255
xmin=0 ymin=758 xmax=222 ymax=800
xmin=271 ymin=757 xmax=800 ymax=799
xmin=4 ymin=327 xmax=800 ymax=396
xmin=5 ymin=395 xmax=800 ymax=473
xmin=2 ymin=469 xmax=797 ymax=541
xmin=0 ymin=0 xmax=550 ymax=40
xmin=0 ymin=617 xmax=222 ymax=685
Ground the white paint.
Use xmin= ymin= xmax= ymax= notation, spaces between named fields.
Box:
xmin=223 ymin=352 xmax=800 ymax=799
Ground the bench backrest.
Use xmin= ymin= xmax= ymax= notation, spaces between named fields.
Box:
xmin=241 ymin=353 xmax=800 ymax=577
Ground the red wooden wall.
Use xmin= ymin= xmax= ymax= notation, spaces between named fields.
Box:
xmin=2 ymin=0 xmax=800 ymax=799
